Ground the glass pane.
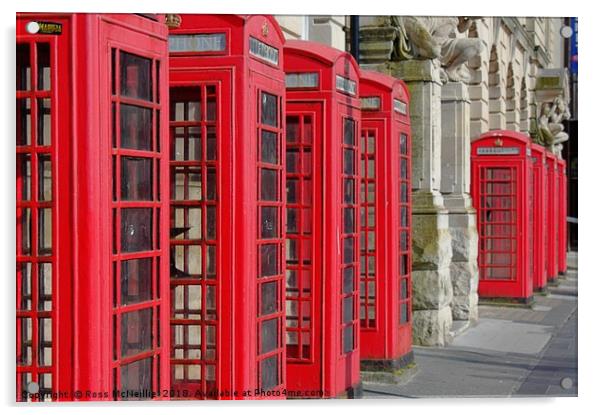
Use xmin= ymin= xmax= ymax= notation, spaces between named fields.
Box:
xmin=261 ymin=281 xmax=278 ymax=316
xmin=121 ymin=308 xmax=153 ymax=357
xmin=344 ymin=149 xmax=355 ymax=175
xmin=37 ymin=43 xmax=51 ymax=91
xmin=121 ymin=157 xmax=152 ymax=201
xmin=344 ymin=118 xmax=355 ymax=145
xmin=261 ymin=207 xmax=279 ymax=238
xmin=38 ymin=208 xmax=52 ymax=256
xmin=206 ymin=95 xmax=216 ymax=121
xmin=261 ymin=130 xmax=278 ymax=164
xmin=343 ymin=237 xmax=354 ymax=264
xmin=400 ymin=278 xmax=408 ymax=299
xmin=206 ymin=126 xmax=217 ymax=160
xmin=343 ymin=296 xmax=354 ymax=324
xmin=400 ymin=302 xmax=408 ymax=324
xmin=17 ymin=317 xmax=32 ymax=365
xmin=121 ymin=208 xmax=153 ymax=252
xmin=20 ymin=262 xmax=32 ymax=310
xmin=400 ymin=134 xmax=407 ymax=154
xmin=20 ymin=208 xmax=31 ymax=255
xmin=120 ymin=104 xmax=152 ymax=151
xmin=261 ymin=92 xmax=278 ymax=127
xmin=206 ymin=206 xmax=216 ymax=240
xmin=120 ymin=358 xmax=152 ymax=400
xmin=344 ymin=178 xmax=355 ymax=204
xmin=38 ymin=317 xmax=52 ymax=366
xmin=286 ymin=116 xmax=299 ymax=143
xmin=303 ymin=116 xmax=313 ymax=144
xmin=343 ymin=325 xmax=354 ymax=353
xmin=37 ymin=98 xmax=51 ymax=146
xmin=38 ymin=263 xmax=52 ymax=311
xmin=260 ymin=244 xmax=279 ymax=276
xmin=16 ymin=98 xmax=31 ymax=146
xmin=18 ymin=153 xmax=31 ymax=200
xmin=286 ymin=208 xmax=298 ymax=234
xmin=206 ymin=168 xmax=217 ymax=200
xmin=261 ymin=355 xmax=278 ymax=390
xmin=400 ymin=158 xmax=407 ymax=179
xmin=261 ymin=169 xmax=278 ymax=201
xmin=344 ymin=207 xmax=355 ymax=234
xmin=343 ymin=266 xmax=354 ymax=294
xmin=261 ymin=318 xmax=278 ymax=354
xmin=120 ymin=51 xmax=152 ymax=101
xmin=17 ymin=43 xmax=31 ymax=91
xmin=121 ymin=258 xmax=153 ymax=305
xmin=38 ymin=154 xmax=52 ymax=201
xmin=206 ymin=245 xmax=216 ymax=278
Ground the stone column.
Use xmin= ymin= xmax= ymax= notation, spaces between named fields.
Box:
xmin=363 ymin=60 xmax=453 ymax=346
xmin=440 ymin=82 xmax=479 ymax=322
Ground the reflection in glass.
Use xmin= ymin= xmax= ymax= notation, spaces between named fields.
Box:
xmin=121 ymin=308 xmax=153 ymax=357
xmin=120 ymin=104 xmax=152 ymax=151
xmin=344 ymin=118 xmax=355 ymax=145
xmin=261 ymin=92 xmax=278 ymax=127
xmin=121 ymin=258 xmax=153 ymax=305
xmin=261 ymin=318 xmax=278 ymax=353
xmin=261 ymin=281 xmax=278 ymax=315
xmin=120 ymin=51 xmax=152 ymax=101
xmin=17 ymin=99 xmax=31 ymax=146
xmin=261 ymin=169 xmax=278 ymax=201
xmin=343 ymin=237 xmax=354 ymax=264
xmin=121 ymin=157 xmax=152 ymax=201
xmin=261 ymin=355 xmax=278 ymax=390
xmin=261 ymin=206 xmax=279 ymax=238
xmin=261 ymin=130 xmax=278 ymax=164
xmin=121 ymin=208 xmax=153 ymax=252
xmin=343 ymin=326 xmax=354 ymax=353
xmin=120 ymin=358 xmax=152 ymax=400
xmin=260 ymin=244 xmax=279 ymax=276
xmin=37 ymin=98 xmax=51 ymax=146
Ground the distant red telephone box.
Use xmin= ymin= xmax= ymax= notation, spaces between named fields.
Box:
xmin=557 ymin=158 xmax=568 ymax=275
xmin=530 ymin=144 xmax=547 ymax=292
xmin=357 ymin=70 xmax=413 ymax=369
xmin=283 ymin=40 xmax=362 ymax=398
xmin=168 ymin=15 xmax=287 ymax=399
xmin=545 ymin=152 xmax=559 ymax=283
xmin=17 ymin=13 xmax=171 ymax=401
xmin=471 ymin=131 xmax=534 ymax=303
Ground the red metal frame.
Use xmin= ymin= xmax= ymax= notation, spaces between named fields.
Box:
xmin=17 ymin=13 xmax=171 ymax=401
xmin=168 ymin=15 xmax=287 ymax=399
xmin=283 ymin=40 xmax=362 ymax=398
xmin=557 ymin=158 xmax=568 ymax=274
xmin=545 ymin=151 xmax=559 ymax=282
xmin=530 ymin=144 xmax=547 ymax=292
xmin=471 ymin=131 xmax=534 ymax=302
xmin=358 ymin=70 xmax=412 ymax=367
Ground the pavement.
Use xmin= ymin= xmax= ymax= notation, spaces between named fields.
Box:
xmin=363 ymin=253 xmax=578 ymax=398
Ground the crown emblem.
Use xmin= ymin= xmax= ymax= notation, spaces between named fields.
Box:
xmin=262 ymin=21 xmax=269 ymax=37
xmin=494 ymin=138 xmax=504 ymax=147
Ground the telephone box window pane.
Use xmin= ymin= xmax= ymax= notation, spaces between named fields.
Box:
xmin=400 ymin=303 xmax=408 ymax=324
xmin=121 ymin=157 xmax=152 ymax=201
xmin=17 ymin=98 xmax=31 ymax=146
xmin=121 ymin=358 xmax=152 ymax=400
xmin=38 ymin=208 xmax=52 ymax=256
xmin=206 ymin=245 xmax=216 ymax=278
xmin=400 ymin=254 xmax=408 ymax=276
xmin=343 ymin=326 xmax=354 ymax=353
xmin=343 ymin=296 xmax=354 ymax=324
xmin=38 ymin=317 xmax=52 ymax=366
xmin=400 ymin=158 xmax=407 ymax=179
xmin=20 ymin=263 xmax=32 ymax=310
xmin=286 ymin=208 xmax=298 ymax=234
xmin=206 ymin=96 xmax=217 ymax=121
xmin=261 ymin=169 xmax=278 ymax=201
xmin=343 ymin=266 xmax=354 ymax=294
xmin=343 ymin=237 xmax=354 ymax=264
xmin=206 ymin=126 xmax=217 ymax=160
xmin=344 ymin=149 xmax=355 ymax=175
xmin=121 ymin=208 xmax=153 ymax=252
xmin=261 ymin=206 xmax=279 ymax=238
xmin=344 ymin=119 xmax=355 ymax=145
xmin=121 ymin=308 xmax=153 ymax=357
xmin=261 ymin=281 xmax=278 ymax=316
xmin=18 ymin=318 xmax=32 ymax=365
xmin=37 ymin=154 xmax=52 ymax=201
xmin=37 ymin=98 xmax=51 ymax=146
xmin=260 ymin=244 xmax=279 ymax=276
xmin=401 ymin=278 xmax=408 ymax=299
xmin=261 ymin=318 xmax=278 ymax=353
xmin=121 ymin=258 xmax=153 ymax=305
xmin=401 ymin=206 xmax=408 ymax=227
xmin=400 ymin=134 xmax=408 ymax=154
xmin=286 ymin=116 xmax=299 ymax=143
xmin=17 ymin=44 xmax=31 ymax=91
xmin=37 ymin=43 xmax=51 ymax=91
xmin=18 ymin=154 xmax=31 ymax=200
xmin=38 ymin=263 xmax=52 ymax=311
xmin=120 ymin=104 xmax=152 ymax=151
xmin=120 ymin=51 xmax=152 ymax=102
xmin=344 ymin=179 xmax=355 ymax=204
xmin=206 ymin=169 xmax=217 ymax=200
xmin=206 ymin=206 xmax=216 ymax=240
xmin=261 ymin=130 xmax=279 ymax=164
xmin=400 ymin=182 xmax=408 ymax=202
xmin=261 ymin=355 xmax=278 ymax=390
xmin=344 ymin=207 xmax=355 ymax=234
xmin=261 ymin=92 xmax=278 ymax=127
xmin=20 ymin=208 xmax=31 ymax=255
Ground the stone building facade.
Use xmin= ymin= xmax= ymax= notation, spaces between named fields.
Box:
xmin=276 ymin=15 xmax=568 ymax=346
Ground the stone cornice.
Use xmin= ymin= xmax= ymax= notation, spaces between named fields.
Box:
xmin=501 ymin=17 xmax=532 ymax=53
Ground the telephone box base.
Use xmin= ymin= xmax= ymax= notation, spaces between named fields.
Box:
xmin=360 ymin=350 xmax=415 ymax=373
xmin=478 ymin=296 xmax=534 ymax=308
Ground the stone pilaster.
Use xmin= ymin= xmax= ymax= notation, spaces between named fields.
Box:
xmin=440 ymin=81 xmax=479 ymax=322
xmin=365 ymin=60 xmax=454 ymax=346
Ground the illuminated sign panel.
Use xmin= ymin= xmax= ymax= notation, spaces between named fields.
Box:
xmin=168 ymin=33 xmax=226 ymax=52
xmin=249 ymin=37 xmax=279 ymax=65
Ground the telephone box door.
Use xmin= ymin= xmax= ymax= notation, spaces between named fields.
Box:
xmin=285 ymin=101 xmax=323 ymax=391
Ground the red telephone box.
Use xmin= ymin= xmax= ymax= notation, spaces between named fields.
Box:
xmin=17 ymin=13 xmax=170 ymax=401
xmin=357 ymin=70 xmax=413 ymax=369
xmin=557 ymin=158 xmax=568 ymax=275
xmin=471 ymin=131 xmax=534 ymax=303
xmin=530 ymin=144 xmax=547 ymax=292
xmin=545 ymin=152 xmax=559 ymax=283
xmin=168 ymin=15 xmax=287 ymax=399
xmin=283 ymin=40 xmax=362 ymax=398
